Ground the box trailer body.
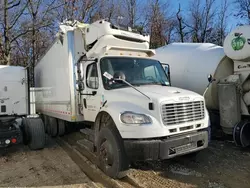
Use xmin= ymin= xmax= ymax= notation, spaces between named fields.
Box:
xmin=0 ymin=65 xmax=45 ymax=149
xmin=154 ymin=25 xmax=250 ymax=147
xmin=34 ymin=19 xmax=210 ymax=178
xmin=0 ymin=66 xmax=28 ymax=116
xmin=35 ymin=32 xmax=80 ymax=122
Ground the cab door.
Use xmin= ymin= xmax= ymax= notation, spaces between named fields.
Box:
xmin=82 ymin=62 xmax=101 ymax=122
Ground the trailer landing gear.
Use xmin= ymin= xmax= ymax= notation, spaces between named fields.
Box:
xmin=22 ymin=117 xmax=45 ymax=150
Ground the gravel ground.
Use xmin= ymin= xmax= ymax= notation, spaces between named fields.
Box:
xmin=132 ymin=139 xmax=250 ymax=188
xmin=0 ymin=135 xmax=250 ymax=188
xmin=0 ymin=137 xmax=101 ymax=188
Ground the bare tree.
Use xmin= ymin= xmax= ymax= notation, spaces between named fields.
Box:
xmin=23 ymin=0 xmax=63 ymax=86
xmin=234 ymin=0 xmax=250 ymax=24
xmin=92 ymin=0 xmax=122 ymax=23
xmin=197 ymin=0 xmax=229 ymax=46
xmin=120 ymin=0 xmax=138 ymax=27
xmin=215 ymin=0 xmax=229 ymax=45
xmin=1 ymin=0 xmax=28 ymax=65
xmin=145 ymin=0 xmax=174 ymax=48
xmin=176 ymin=4 xmax=186 ymax=42
xmin=186 ymin=0 xmax=216 ymax=43
xmin=61 ymin=0 xmax=100 ymax=22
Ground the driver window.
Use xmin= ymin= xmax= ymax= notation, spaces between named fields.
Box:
xmin=144 ymin=65 xmax=160 ymax=79
xmin=86 ymin=63 xmax=99 ymax=89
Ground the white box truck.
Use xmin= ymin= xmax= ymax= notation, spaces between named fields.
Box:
xmin=154 ymin=25 xmax=250 ymax=148
xmin=0 ymin=65 xmax=45 ymax=149
xmin=34 ymin=19 xmax=210 ymax=178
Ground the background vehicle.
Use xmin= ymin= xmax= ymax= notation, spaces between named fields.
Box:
xmin=154 ymin=25 xmax=250 ymax=147
xmin=0 ymin=65 xmax=45 ymax=149
xmin=34 ymin=19 xmax=210 ymax=179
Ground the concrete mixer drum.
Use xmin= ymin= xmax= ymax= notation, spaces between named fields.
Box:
xmin=222 ymin=25 xmax=250 ymax=146
xmin=224 ymin=25 xmax=250 ymax=62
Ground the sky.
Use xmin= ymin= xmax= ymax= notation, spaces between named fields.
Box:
xmin=171 ymin=0 xmax=238 ymax=30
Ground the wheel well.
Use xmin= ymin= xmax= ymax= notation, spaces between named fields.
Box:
xmin=94 ymin=111 xmax=120 ymax=146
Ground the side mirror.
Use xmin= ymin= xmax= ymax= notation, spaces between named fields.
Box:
xmin=207 ymin=74 xmax=215 ymax=83
xmin=208 ymin=74 xmax=212 ymax=83
xmin=76 ymin=80 xmax=84 ymax=91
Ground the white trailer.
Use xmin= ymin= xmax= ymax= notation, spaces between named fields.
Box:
xmin=0 ymin=65 xmax=45 ymax=149
xmin=34 ymin=19 xmax=210 ymax=179
xmin=154 ymin=25 xmax=250 ymax=147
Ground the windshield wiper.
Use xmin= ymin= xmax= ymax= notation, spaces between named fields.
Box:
xmin=135 ymin=82 xmax=168 ymax=86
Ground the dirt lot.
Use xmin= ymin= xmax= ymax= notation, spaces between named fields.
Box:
xmin=0 ymin=135 xmax=250 ymax=188
xmin=131 ymin=139 xmax=250 ymax=188
xmin=0 ymin=137 xmax=102 ymax=188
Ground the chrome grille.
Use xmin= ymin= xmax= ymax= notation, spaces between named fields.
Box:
xmin=161 ymin=101 xmax=205 ymax=125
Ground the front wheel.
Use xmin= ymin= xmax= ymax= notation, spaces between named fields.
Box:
xmin=97 ymin=126 xmax=129 ymax=179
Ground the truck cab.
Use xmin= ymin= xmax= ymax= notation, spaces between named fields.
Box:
xmin=0 ymin=65 xmax=45 ymax=149
xmin=35 ymin=19 xmax=210 ymax=179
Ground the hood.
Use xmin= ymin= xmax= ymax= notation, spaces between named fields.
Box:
xmin=106 ymin=85 xmax=204 ymax=104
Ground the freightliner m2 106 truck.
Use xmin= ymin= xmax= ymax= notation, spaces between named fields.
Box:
xmin=34 ymin=19 xmax=210 ymax=178
xmin=154 ymin=25 xmax=250 ymax=147
xmin=0 ymin=65 xmax=45 ymax=149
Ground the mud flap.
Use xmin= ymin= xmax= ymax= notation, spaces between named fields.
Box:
xmin=233 ymin=121 xmax=250 ymax=147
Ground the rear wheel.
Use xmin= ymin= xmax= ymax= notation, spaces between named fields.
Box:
xmin=43 ymin=115 xmax=50 ymax=133
xmin=58 ymin=119 xmax=66 ymax=136
xmin=23 ymin=118 xmax=45 ymax=150
xmin=48 ymin=117 xmax=58 ymax=137
xmin=97 ymin=125 xmax=129 ymax=179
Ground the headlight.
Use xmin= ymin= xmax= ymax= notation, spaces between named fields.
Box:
xmin=120 ymin=112 xmax=152 ymax=124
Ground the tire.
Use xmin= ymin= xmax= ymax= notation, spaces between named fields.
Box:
xmin=44 ymin=115 xmax=49 ymax=133
xmin=24 ymin=118 xmax=45 ymax=150
xmin=22 ymin=118 xmax=29 ymax=145
xmin=48 ymin=117 xmax=58 ymax=137
xmin=58 ymin=119 xmax=66 ymax=136
xmin=39 ymin=114 xmax=45 ymax=123
xmin=97 ymin=125 xmax=129 ymax=179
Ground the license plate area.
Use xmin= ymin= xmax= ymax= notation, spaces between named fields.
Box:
xmin=169 ymin=142 xmax=197 ymax=155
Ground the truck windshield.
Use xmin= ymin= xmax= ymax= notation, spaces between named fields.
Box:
xmin=100 ymin=57 xmax=170 ymax=90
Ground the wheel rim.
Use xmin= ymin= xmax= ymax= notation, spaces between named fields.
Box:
xmin=99 ymin=139 xmax=114 ymax=169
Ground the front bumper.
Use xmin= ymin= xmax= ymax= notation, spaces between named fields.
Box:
xmin=124 ymin=129 xmax=208 ymax=161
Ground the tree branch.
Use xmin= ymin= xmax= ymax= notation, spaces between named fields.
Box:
xmin=9 ymin=1 xmax=29 ymax=30
xmin=10 ymin=22 xmax=53 ymax=43
xmin=7 ymin=0 xmax=20 ymax=10
xmin=41 ymin=2 xmax=65 ymax=21
xmin=10 ymin=30 xmax=32 ymax=43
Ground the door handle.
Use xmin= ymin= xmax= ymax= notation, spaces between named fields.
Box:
xmin=81 ymin=91 xmax=97 ymax=96
xmin=83 ymin=98 xmax=87 ymax=108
